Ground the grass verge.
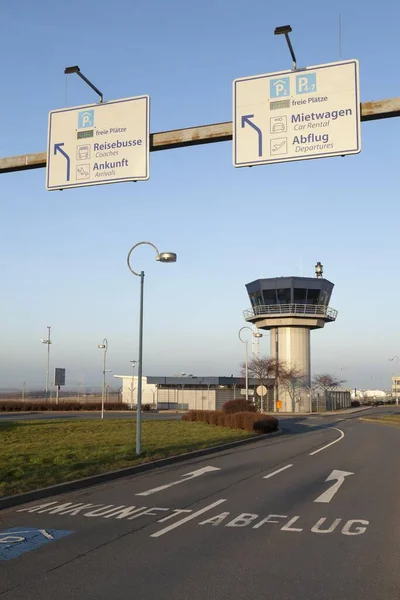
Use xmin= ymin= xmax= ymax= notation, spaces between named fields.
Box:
xmin=0 ymin=418 xmax=252 ymax=497
xmin=361 ymin=415 xmax=400 ymax=428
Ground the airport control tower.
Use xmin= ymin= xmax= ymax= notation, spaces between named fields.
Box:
xmin=243 ymin=262 xmax=337 ymax=412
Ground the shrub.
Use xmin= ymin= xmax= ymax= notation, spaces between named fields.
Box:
xmin=252 ymin=417 xmax=279 ymax=434
xmin=222 ymin=399 xmax=257 ymax=414
xmin=217 ymin=414 xmax=227 ymax=427
xmin=208 ymin=411 xmax=224 ymax=426
xmin=351 ymin=400 xmax=361 ymax=407
xmin=181 ymin=409 xmax=279 ymax=435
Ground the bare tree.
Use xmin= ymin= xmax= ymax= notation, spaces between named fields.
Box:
xmin=312 ymin=373 xmax=346 ymax=411
xmin=240 ymin=355 xmax=277 ymax=411
xmin=312 ymin=374 xmax=345 ymax=391
xmin=279 ymin=364 xmax=307 ymax=412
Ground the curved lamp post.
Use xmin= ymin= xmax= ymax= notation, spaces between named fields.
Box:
xmin=127 ymin=241 xmax=177 ymax=456
xmin=97 ymin=338 xmax=108 ymax=419
xmin=238 ymin=326 xmax=263 ymax=402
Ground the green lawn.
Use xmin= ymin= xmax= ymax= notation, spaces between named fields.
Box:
xmin=0 ymin=419 xmax=252 ymax=497
xmin=362 ymin=414 xmax=400 ymax=427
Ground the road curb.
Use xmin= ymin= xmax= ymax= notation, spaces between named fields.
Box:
xmin=0 ymin=430 xmax=283 ymax=511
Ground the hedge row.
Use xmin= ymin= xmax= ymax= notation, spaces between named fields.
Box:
xmin=182 ymin=410 xmax=278 ymax=434
xmin=0 ymin=401 xmax=131 ymax=412
xmin=222 ymin=399 xmax=257 ymax=413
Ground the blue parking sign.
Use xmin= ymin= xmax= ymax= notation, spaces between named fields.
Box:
xmin=0 ymin=527 xmax=74 ymax=561
xmin=78 ymin=109 xmax=94 ymax=128
xmin=296 ymin=73 xmax=317 ymax=94
xmin=270 ymin=77 xmax=290 ymax=98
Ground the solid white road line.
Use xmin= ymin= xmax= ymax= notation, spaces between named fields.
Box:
xmin=309 ymin=427 xmax=345 ymax=456
xmin=136 ymin=466 xmax=220 ymax=497
xmin=151 ymin=499 xmax=227 ymax=538
xmin=263 ymin=464 xmax=293 ymax=479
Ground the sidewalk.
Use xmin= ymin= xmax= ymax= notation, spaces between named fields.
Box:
xmin=270 ymin=406 xmax=372 ymax=417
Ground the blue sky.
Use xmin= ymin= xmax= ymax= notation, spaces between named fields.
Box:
xmin=0 ymin=0 xmax=399 ymax=391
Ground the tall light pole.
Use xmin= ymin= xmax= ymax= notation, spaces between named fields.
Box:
xmin=238 ymin=326 xmax=263 ymax=401
xmin=40 ymin=326 xmax=52 ymax=398
xmin=130 ymin=360 xmax=137 ymax=408
xmin=97 ymin=339 xmax=108 ymax=420
xmin=127 ymin=241 xmax=177 ymax=456
xmin=389 ymin=357 xmax=399 ymax=404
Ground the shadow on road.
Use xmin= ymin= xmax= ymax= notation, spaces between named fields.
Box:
xmin=279 ymin=417 xmax=336 ymax=435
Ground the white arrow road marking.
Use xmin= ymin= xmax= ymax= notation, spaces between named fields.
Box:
xmin=136 ymin=466 xmax=221 ymax=496
xmin=263 ymin=464 xmax=293 ymax=479
xmin=314 ymin=469 xmax=354 ymax=503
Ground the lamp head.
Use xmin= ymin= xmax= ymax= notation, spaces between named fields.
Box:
xmin=274 ymin=25 xmax=292 ymax=35
xmin=98 ymin=344 xmax=106 ymax=349
xmin=157 ymin=252 xmax=177 ymax=263
xmin=64 ymin=65 xmax=80 ymax=74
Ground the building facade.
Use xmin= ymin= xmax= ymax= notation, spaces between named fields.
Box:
xmin=114 ymin=375 xmax=274 ymax=411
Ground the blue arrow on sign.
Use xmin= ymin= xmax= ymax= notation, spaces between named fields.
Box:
xmin=54 ymin=143 xmax=71 ymax=181
xmin=241 ymin=114 xmax=263 ymax=157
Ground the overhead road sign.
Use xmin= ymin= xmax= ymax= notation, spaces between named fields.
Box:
xmin=233 ymin=59 xmax=361 ymax=167
xmin=47 ymin=96 xmax=150 ymax=190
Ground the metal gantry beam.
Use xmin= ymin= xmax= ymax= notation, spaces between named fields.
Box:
xmin=0 ymin=97 xmax=399 ymax=175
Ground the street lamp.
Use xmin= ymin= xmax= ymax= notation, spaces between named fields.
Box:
xmin=97 ymin=339 xmax=108 ymax=420
xmin=130 ymin=360 xmax=137 ymax=408
xmin=127 ymin=241 xmax=177 ymax=456
xmin=238 ymin=326 xmax=263 ymax=401
xmin=40 ymin=326 xmax=52 ymax=398
xmin=389 ymin=357 xmax=399 ymax=404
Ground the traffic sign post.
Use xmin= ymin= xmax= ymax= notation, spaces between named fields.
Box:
xmin=46 ymin=96 xmax=150 ymax=190
xmin=233 ymin=60 xmax=360 ymax=167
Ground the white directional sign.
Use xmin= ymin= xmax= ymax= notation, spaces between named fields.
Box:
xmin=46 ymin=96 xmax=149 ymax=190
xmin=233 ymin=59 xmax=360 ymax=167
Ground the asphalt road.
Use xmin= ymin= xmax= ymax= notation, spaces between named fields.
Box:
xmin=1 ymin=407 xmax=399 ymax=599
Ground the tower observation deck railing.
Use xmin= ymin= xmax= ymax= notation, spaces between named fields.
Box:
xmin=243 ymin=304 xmax=338 ymax=321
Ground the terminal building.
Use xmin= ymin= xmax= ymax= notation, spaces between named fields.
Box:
xmin=114 ymin=375 xmax=274 ymax=410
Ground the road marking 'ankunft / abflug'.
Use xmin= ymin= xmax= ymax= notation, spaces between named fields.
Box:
xmin=136 ymin=466 xmax=221 ymax=497
xmin=309 ymin=428 xmax=345 ymax=456
xmin=150 ymin=499 xmax=227 ymax=538
xmin=263 ymin=464 xmax=293 ymax=479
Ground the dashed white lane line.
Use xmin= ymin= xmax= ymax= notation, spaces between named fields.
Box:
xmin=151 ymin=498 xmax=227 ymax=538
xmin=309 ymin=427 xmax=345 ymax=456
xmin=263 ymin=464 xmax=293 ymax=479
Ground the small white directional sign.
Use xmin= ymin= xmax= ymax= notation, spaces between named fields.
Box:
xmin=46 ymin=96 xmax=149 ymax=190
xmin=233 ymin=60 xmax=361 ymax=167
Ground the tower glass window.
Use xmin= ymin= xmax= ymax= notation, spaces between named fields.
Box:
xmin=262 ymin=289 xmax=277 ymax=305
xmin=307 ymin=289 xmax=321 ymax=305
xmin=277 ymin=288 xmax=291 ymax=304
xmin=293 ymin=288 xmax=307 ymax=303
